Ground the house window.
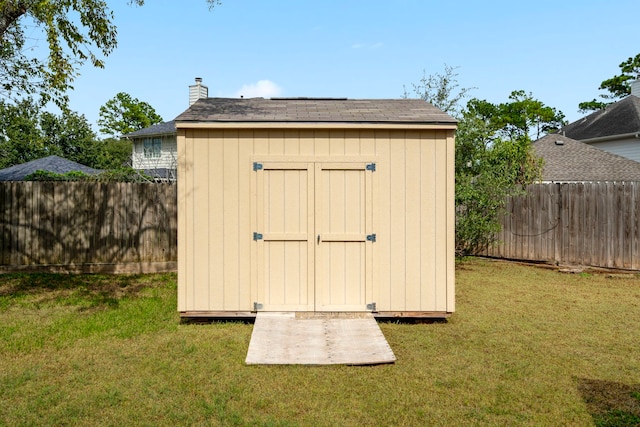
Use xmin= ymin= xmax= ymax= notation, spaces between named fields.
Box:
xmin=143 ymin=138 xmax=162 ymax=158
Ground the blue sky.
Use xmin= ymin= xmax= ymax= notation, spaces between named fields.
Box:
xmin=62 ymin=0 xmax=640 ymax=134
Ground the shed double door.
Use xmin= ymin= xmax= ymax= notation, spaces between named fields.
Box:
xmin=254 ymin=161 xmax=373 ymax=311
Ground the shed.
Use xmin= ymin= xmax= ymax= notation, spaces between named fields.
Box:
xmin=175 ymin=97 xmax=456 ymax=318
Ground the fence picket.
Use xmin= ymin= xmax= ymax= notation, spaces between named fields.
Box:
xmin=485 ymin=182 xmax=640 ymax=271
xmin=0 ymin=182 xmax=177 ymax=272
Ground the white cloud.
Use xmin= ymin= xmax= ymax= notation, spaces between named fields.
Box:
xmin=233 ymin=80 xmax=282 ymax=98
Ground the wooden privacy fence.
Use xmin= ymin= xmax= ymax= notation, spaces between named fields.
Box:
xmin=485 ymin=182 xmax=640 ymax=270
xmin=0 ymin=182 xmax=177 ymax=273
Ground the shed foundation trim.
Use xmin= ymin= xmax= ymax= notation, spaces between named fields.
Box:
xmin=179 ymin=311 xmax=452 ymax=319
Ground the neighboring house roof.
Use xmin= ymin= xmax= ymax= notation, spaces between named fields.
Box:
xmin=533 ymin=134 xmax=640 ymax=182
xmin=124 ymin=120 xmax=176 ymax=138
xmin=174 ymin=98 xmax=457 ymax=125
xmin=560 ymin=95 xmax=640 ymax=141
xmin=0 ymin=155 xmax=101 ymax=181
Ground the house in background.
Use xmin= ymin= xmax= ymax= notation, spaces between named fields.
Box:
xmin=125 ymin=120 xmax=177 ymax=181
xmin=533 ymin=133 xmax=640 ymax=182
xmin=560 ymin=79 xmax=640 ymax=162
xmin=0 ymin=155 xmax=101 ymax=181
xmin=124 ymin=78 xmax=209 ymax=181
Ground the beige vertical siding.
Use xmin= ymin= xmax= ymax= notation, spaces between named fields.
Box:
xmin=177 ymin=127 xmax=455 ymax=314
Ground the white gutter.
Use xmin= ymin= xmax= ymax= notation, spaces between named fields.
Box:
xmin=580 ymin=132 xmax=640 ymax=144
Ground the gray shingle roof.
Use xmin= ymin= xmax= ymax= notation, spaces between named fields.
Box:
xmin=0 ymin=156 xmax=101 ymax=181
xmin=174 ymin=98 xmax=457 ymax=124
xmin=123 ymin=120 xmax=176 ymax=138
xmin=560 ymin=95 xmax=640 ymax=140
xmin=533 ymin=134 xmax=640 ymax=182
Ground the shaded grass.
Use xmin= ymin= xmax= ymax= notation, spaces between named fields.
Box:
xmin=1 ymin=258 xmax=640 ymax=425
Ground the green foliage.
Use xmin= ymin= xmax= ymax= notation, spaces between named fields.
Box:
xmin=92 ymin=167 xmax=152 ymax=183
xmin=403 ymin=64 xmax=475 ymax=118
xmin=24 ymin=170 xmax=90 ymax=181
xmin=0 ymin=0 xmax=119 ymax=108
xmin=98 ymin=92 xmax=163 ymax=138
xmin=454 ymin=102 xmax=546 ymax=256
xmin=579 ymin=53 xmax=640 ymax=113
xmin=24 ymin=167 xmax=152 ymax=183
xmin=454 ymin=91 xmax=561 ymax=255
xmin=91 ymin=138 xmax=133 ymax=170
xmin=0 ymin=98 xmax=102 ymax=168
xmin=407 ymin=68 xmax=562 ymax=256
xmin=0 ymin=97 xmax=134 ymax=172
xmin=0 ymin=1 xmax=220 ymax=108
xmin=0 ymin=98 xmax=47 ymax=167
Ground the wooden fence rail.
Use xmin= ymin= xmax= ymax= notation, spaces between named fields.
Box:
xmin=485 ymin=182 xmax=640 ymax=270
xmin=0 ymin=182 xmax=177 ymax=273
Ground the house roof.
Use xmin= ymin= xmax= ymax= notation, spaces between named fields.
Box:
xmin=0 ymin=155 xmax=101 ymax=181
xmin=123 ymin=120 xmax=176 ymax=138
xmin=560 ymin=95 xmax=640 ymax=141
xmin=174 ymin=98 xmax=457 ymax=125
xmin=533 ymin=134 xmax=640 ymax=182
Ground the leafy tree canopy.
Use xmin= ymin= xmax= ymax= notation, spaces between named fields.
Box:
xmin=0 ymin=1 xmax=219 ymax=108
xmin=403 ymin=64 xmax=475 ymax=118
xmin=467 ymin=90 xmax=565 ymax=141
xmin=406 ymin=67 xmax=564 ymax=255
xmin=579 ymin=53 xmax=640 ymax=113
xmin=98 ymin=92 xmax=163 ymax=138
xmin=0 ymin=97 xmax=130 ymax=170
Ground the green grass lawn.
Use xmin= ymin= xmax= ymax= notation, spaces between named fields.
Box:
xmin=1 ymin=258 xmax=639 ymax=426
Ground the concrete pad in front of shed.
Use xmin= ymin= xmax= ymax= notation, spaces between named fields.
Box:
xmin=245 ymin=312 xmax=396 ymax=365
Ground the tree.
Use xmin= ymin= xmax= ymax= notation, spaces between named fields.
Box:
xmin=0 ymin=1 xmax=220 ymax=108
xmin=92 ymin=138 xmax=134 ymax=170
xmin=0 ymin=97 xmax=132 ymax=170
xmin=405 ymin=67 xmax=564 ymax=255
xmin=477 ymin=90 xmax=565 ymax=141
xmin=98 ymin=92 xmax=163 ymax=138
xmin=39 ymin=110 xmax=99 ymax=167
xmin=403 ymin=64 xmax=475 ymax=118
xmin=0 ymin=98 xmax=46 ymax=167
xmin=453 ymin=92 xmax=565 ymax=255
xmin=579 ymin=53 xmax=640 ymax=112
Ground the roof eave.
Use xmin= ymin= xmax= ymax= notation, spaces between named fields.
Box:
xmin=175 ymin=121 xmax=457 ymax=130
xmin=124 ymin=131 xmax=176 ymax=139
xmin=579 ymin=131 xmax=640 ymax=144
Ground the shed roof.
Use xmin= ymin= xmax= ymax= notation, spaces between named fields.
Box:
xmin=560 ymin=95 xmax=640 ymax=141
xmin=533 ymin=134 xmax=640 ymax=182
xmin=0 ymin=155 xmax=101 ymax=181
xmin=174 ymin=98 xmax=456 ymax=126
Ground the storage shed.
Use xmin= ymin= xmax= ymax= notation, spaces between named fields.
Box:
xmin=175 ymin=97 xmax=456 ymax=318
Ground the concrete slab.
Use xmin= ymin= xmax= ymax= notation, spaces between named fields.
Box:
xmin=245 ymin=312 xmax=396 ymax=365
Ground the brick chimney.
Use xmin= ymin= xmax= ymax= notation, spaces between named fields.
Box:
xmin=631 ymin=79 xmax=640 ymax=98
xmin=189 ymin=77 xmax=208 ymax=106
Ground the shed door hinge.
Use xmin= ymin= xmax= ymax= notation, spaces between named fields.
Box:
xmin=366 ymin=233 xmax=376 ymax=243
xmin=253 ymin=162 xmax=263 ymax=171
xmin=366 ymin=163 xmax=376 ymax=172
xmin=366 ymin=302 xmax=377 ymax=312
xmin=253 ymin=232 xmax=263 ymax=241
xmin=253 ymin=302 xmax=263 ymax=311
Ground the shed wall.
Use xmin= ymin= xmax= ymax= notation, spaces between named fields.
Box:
xmin=177 ymin=128 xmax=455 ymax=314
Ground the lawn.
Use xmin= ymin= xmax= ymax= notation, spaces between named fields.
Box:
xmin=1 ymin=258 xmax=639 ymax=426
